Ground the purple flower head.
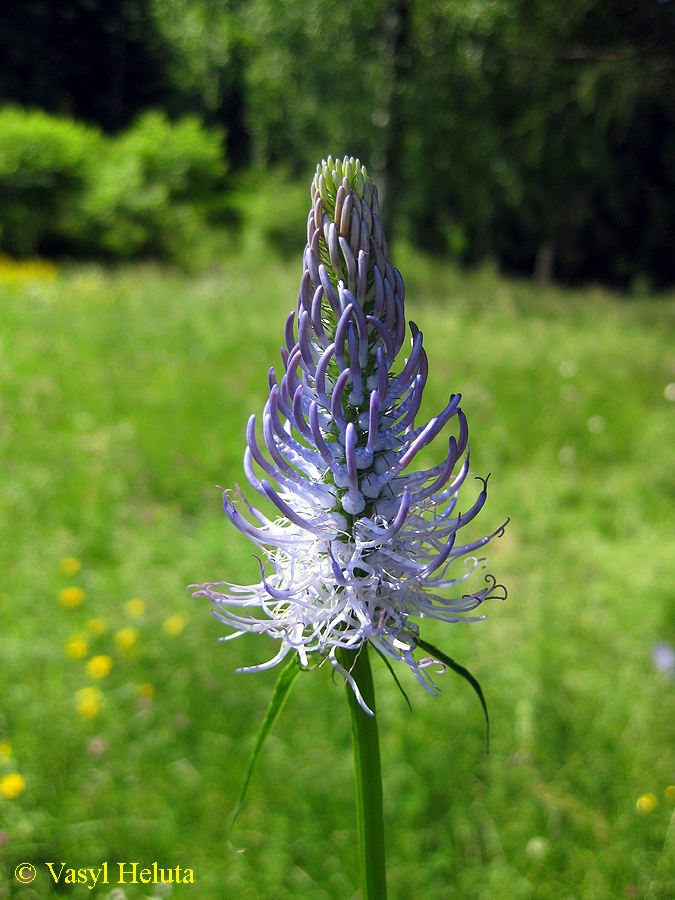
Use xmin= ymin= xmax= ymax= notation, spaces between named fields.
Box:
xmin=193 ymin=156 xmax=507 ymax=713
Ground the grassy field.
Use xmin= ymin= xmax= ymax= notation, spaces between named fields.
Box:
xmin=1 ymin=249 xmax=674 ymax=900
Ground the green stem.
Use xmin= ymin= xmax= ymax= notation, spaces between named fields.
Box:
xmin=338 ymin=644 xmax=387 ymax=900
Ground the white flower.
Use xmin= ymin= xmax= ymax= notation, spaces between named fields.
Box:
xmin=193 ymin=156 xmax=507 ymax=713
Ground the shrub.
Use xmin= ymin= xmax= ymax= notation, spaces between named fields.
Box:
xmin=0 ymin=107 xmax=227 ymax=262
xmin=118 ymin=110 xmax=226 ymax=203
xmin=75 ymin=111 xmax=227 ymax=261
xmin=0 ymin=107 xmax=102 ymax=256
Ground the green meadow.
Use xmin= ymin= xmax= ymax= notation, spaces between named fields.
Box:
xmin=1 ymin=250 xmax=674 ymax=900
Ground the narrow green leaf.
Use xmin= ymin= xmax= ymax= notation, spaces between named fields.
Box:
xmin=417 ymin=637 xmax=490 ymax=758
xmin=229 ymin=655 xmax=301 ymax=842
xmin=373 ymin=645 xmax=412 ymax=712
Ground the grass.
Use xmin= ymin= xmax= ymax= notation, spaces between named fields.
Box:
xmin=1 ymin=248 xmax=674 ymax=900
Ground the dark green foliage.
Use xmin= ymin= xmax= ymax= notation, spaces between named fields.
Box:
xmin=149 ymin=0 xmax=252 ymax=166
xmin=74 ymin=111 xmax=227 ymax=260
xmin=237 ymin=0 xmax=675 ymax=287
xmin=0 ymin=107 xmax=227 ymax=262
xmin=0 ymin=0 xmax=674 ymax=285
xmin=388 ymin=0 xmax=675 ymax=286
xmin=0 ymin=107 xmax=100 ymax=256
xmin=242 ymin=0 xmax=391 ymax=172
xmin=0 ymin=0 xmax=177 ymax=132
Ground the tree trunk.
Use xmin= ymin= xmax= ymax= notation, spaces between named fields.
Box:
xmin=380 ymin=0 xmax=410 ymax=239
xmin=535 ymin=239 xmax=555 ymax=285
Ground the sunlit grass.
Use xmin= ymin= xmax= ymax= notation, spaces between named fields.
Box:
xmin=1 ymin=253 xmax=674 ymax=899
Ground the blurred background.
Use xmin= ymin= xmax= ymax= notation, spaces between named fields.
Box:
xmin=1 ymin=0 xmax=675 ymax=286
xmin=1 ymin=1 xmax=675 ymax=899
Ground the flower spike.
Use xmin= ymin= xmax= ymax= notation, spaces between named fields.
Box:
xmin=193 ymin=156 xmax=507 ymax=712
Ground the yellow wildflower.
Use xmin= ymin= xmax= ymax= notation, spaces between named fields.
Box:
xmin=115 ymin=627 xmax=138 ymax=651
xmin=137 ymin=683 xmax=155 ymax=700
xmin=86 ymin=617 xmax=106 ymax=636
xmin=636 ymin=793 xmax=658 ymax=815
xmin=76 ymin=687 xmax=102 ymax=719
xmin=0 ymin=773 xmax=25 ymax=800
xmin=65 ymin=637 xmax=88 ymax=660
xmin=59 ymin=586 xmax=84 ymax=608
xmin=0 ymin=256 xmax=58 ymax=284
xmin=0 ymin=743 xmax=11 ymax=759
xmin=163 ymin=613 xmax=189 ymax=637
xmin=59 ymin=557 xmax=82 ymax=576
xmin=665 ymin=785 xmax=675 ymax=805
xmin=86 ymin=655 xmax=112 ymax=679
xmin=124 ymin=598 xmax=145 ymax=617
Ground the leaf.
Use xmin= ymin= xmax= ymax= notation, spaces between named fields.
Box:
xmin=373 ymin=644 xmax=412 ymax=712
xmin=416 ymin=637 xmax=490 ymax=758
xmin=229 ymin=654 xmax=301 ymax=843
